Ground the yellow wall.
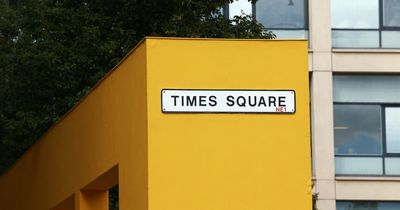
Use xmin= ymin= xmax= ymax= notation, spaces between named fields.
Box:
xmin=146 ymin=39 xmax=311 ymax=210
xmin=0 ymin=38 xmax=311 ymax=210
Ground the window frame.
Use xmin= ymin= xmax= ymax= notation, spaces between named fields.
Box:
xmin=382 ymin=0 xmax=400 ymax=29
xmin=224 ymin=0 xmax=309 ymax=32
xmin=334 ymin=102 xmax=400 ymax=176
xmin=337 ymin=200 xmax=400 ymax=210
xmin=252 ymin=0 xmax=309 ymax=31
xmin=332 ymin=0 xmax=400 ymax=48
xmin=383 ymin=106 xmax=400 ymax=156
xmin=334 ymin=103 xmax=383 ymax=156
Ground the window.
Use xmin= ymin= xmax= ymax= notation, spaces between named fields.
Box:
xmin=333 ymin=75 xmax=400 ymax=175
xmin=226 ymin=0 xmax=308 ymax=39
xmin=337 ymin=201 xmax=400 ymax=210
xmin=332 ymin=0 xmax=400 ymax=48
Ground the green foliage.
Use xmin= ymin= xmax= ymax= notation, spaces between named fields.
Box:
xmin=0 ymin=0 xmax=273 ymax=176
xmin=109 ymin=185 xmax=119 ymax=210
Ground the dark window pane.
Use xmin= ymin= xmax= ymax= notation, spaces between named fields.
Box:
xmin=256 ymin=0 xmax=305 ymax=28
xmin=338 ymin=201 xmax=378 ymax=210
xmin=337 ymin=201 xmax=400 ymax=210
xmin=383 ymin=0 xmax=400 ymax=27
xmin=334 ymin=104 xmax=382 ymax=155
xmin=378 ymin=202 xmax=400 ymax=210
xmin=331 ymin=0 xmax=379 ymax=29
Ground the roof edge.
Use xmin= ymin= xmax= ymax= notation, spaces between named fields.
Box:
xmin=144 ymin=36 xmax=307 ymax=42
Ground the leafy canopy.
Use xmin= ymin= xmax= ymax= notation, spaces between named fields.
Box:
xmin=0 ymin=0 xmax=273 ymax=173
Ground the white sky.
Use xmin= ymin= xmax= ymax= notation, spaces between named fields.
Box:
xmin=229 ymin=0 xmax=252 ymax=19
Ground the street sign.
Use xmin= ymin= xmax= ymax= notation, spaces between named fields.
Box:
xmin=162 ymin=89 xmax=295 ymax=113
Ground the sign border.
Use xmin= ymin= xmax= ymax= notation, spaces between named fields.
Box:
xmin=161 ymin=89 xmax=296 ymax=114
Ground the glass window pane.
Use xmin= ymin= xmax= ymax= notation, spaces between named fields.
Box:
xmin=385 ymin=158 xmax=400 ymax=175
xmin=382 ymin=31 xmax=400 ymax=48
xmin=336 ymin=201 xmax=351 ymax=210
xmin=334 ymin=105 xmax=382 ymax=155
xmin=332 ymin=30 xmax=379 ymax=48
xmin=333 ymin=75 xmax=400 ymax=103
xmin=229 ymin=0 xmax=252 ymax=19
xmin=271 ymin=30 xmax=308 ymax=39
xmin=337 ymin=201 xmax=378 ymax=210
xmin=335 ymin=157 xmax=383 ymax=175
xmin=337 ymin=201 xmax=400 ymax=210
xmin=256 ymin=0 xmax=305 ymax=29
xmin=385 ymin=108 xmax=400 ymax=153
xmin=383 ymin=0 xmax=400 ymax=27
xmin=332 ymin=0 xmax=379 ymax=29
xmin=379 ymin=202 xmax=400 ymax=210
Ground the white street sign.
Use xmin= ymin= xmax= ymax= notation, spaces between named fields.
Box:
xmin=161 ymin=89 xmax=295 ymax=113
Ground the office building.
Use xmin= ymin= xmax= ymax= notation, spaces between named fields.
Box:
xmin=229 ymin=1 xmax=400 ymax=210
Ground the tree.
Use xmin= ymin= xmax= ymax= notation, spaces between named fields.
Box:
xmin=0 ymin=0 xmax=274 ymax=208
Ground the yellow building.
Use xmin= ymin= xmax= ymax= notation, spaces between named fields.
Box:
xmin=0 ymin=38 xmax=311 ymax=210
